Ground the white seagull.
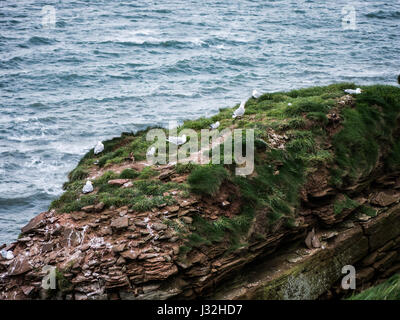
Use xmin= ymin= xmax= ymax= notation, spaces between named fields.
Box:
xmin=252 ymin=89 xmax=261 ymax=99
xmin=167 ymin=134 xmax=187 ymax=146
xmin=1 ymin=250 xmax=14 ymax=260
xmin=94 ymin=141 xmax=104 ymax=155
xmin=82 ymin=180 xmax=93 ymax=194
xmin=146 ymin=146 xmax=156 ymax=157
xmin=210 ymin=121 xmax=220 ymax=130
xmin=232 ymin=100 xmax=246 ymax=119
xmin=344 ymin=88 xmax=362 ymax=95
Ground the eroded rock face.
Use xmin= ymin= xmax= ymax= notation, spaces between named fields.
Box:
xmin=370 ymin=190 xmax=400 ymax=207
xmin=1 ymin=165 xmax=400 ymax=300
xmin=0 ymin=182 xmax=246 ymax=300
xmin=213 ymin=204 xmax=400 ymax=300
xmin=1 ymin=181 xmax=399 ymax=300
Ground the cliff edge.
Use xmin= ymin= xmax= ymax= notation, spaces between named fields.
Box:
xmin=1 ymin=83 xmax=400 ymax=300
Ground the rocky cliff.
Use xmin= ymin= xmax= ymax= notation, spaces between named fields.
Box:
xmin=1 ymin=83 xmax=400 ymax=300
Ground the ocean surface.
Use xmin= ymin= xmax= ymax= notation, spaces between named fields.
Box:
xmin=0 ymin=0 xmax=399 ymax=244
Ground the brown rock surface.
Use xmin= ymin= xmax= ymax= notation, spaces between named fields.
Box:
xmin=108 ymin=179 xmax=130 ymax=186
xmin=2 ymin=134 xmax=400 ymax=300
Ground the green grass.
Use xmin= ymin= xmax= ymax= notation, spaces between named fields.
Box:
xmin=285 ymin=97 xmax=334 ymax=117
xmin=68 ymin=167 xmax=89 ymax=183
xmin=137 ymin=166 xmax=159 ymax=179
xmin=94 ymin=171 xmax=118 ymax=187
xmin=171 ymin=206 xmax=254 ymax=255
xmin=286 ymin=82 xmax=356 ymax=98
xmin=187 ymin=165 xmax=228 ymax=196
xmin=331 ymin=85 xmax=400 ymax=187
xmin=183 ymin=117 xmax=213 ymax=130
xmin=119 ymin=168 xmax=139 ymax=179
xmin=333 ymin=195 xmax=359 ymax=215
xmin=386 ymin=140 xmax=400 ymax=171
xmin=287 ymin=117 xmax=307 ymax=129
xmin=306 ymin=111 xmax=329 ymax=125
xmin=175 ymin=162 xmax=197 ymax=174
xmin=348 ymin=274 xmax=400 ymax=300
xmin=55 ymin=268 xmax=73 ymax=293
xmin=51 ymin=169 xmax=186 ymax=213
xmin=358 ymin=204 xmax=377 ymax=217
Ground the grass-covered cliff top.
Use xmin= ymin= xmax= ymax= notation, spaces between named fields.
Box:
xmin=50 ymin=83 xmax=400 ymax=252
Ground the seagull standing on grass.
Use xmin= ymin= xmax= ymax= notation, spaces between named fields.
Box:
xmin=94 ymin=141 xmax=104 ymax=155
xmin=210 ymin=121 xmax=220 ymax=130
xmin=232 ymin=100 xmax=246 ymax=119
xmin=167 ymin=134 xmax=187 ymax=146
xmin=344 ymin=88 xmax=362 ymax=95
xmin=82 ymin=180 xmax=93 ymax=194
xmin=252 ymin=89 xmax=261 ymax=99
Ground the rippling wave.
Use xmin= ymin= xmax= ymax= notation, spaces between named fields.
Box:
xmin=365 ymin=10 xmax=400 ymax=19
xmin=0 ymin=0 xmax=399 ymax=244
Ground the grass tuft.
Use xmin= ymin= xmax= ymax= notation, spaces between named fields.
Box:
xmin=120 ymin=168 xmax=139 ymax=179
xmin=187 ymin=165 xmax=228 ymax=196
xmin=348 ymin=274 xmax=400 ymax=300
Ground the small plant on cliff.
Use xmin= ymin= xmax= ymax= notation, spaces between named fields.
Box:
xmin=333 ymin=195 xmax=359 ymax=215
xmin=183 ymin=117 xmax=213 ymax=130
xmin=348 ymin=273 xmax=400 ymax=300
xmin=358 ymin=205 xmax=377 ymax=217
xmin=119 ymin=168 xmax=139 ymax=179
xmin=187 ymin=165 xmax=228 ymax=196
xmin=175 ymin=162 xmax=197 ymax=174
xmin=56 ymin=269 xmax=73 ymax=294
xmin=68 ymin=167 xmax=89 ymax=183
xmin=137 ymin=166 xmax=159 ymax=179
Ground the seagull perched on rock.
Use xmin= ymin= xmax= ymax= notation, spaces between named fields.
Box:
xmin=232 ymin=101 xmax=246 ymax=119
xmin=94 ymin=141 xmax=104 ymax=155
xmin=82 ymin=180 xmax=93 ymax=194
xmin=210 ymin=121 xmax=220 ymax=130
xmin=344 ymin=88 xmax=362 ymax=95
xmin=1 ymin=250 xmax=14 ymax=260
xmin=146 ymin=146 xmax=156 ymax=157
xmin=252 ymin=89 xmax=261 ymax=99
xmin=167 ymin=134 xmax=187 ymax=146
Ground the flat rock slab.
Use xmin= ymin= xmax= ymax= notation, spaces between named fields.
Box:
xmin=8 ymin=258 xmax=32 ymax=276
xmin=108 ymin=179 xmax=130 ymax=186
xmin=21 ymin=212 xmax=46 ymax=234
xmin=370 ymin=190 xmax=400 ymax=207
xmin=110 ymin=217 xmax=129 ymax=230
